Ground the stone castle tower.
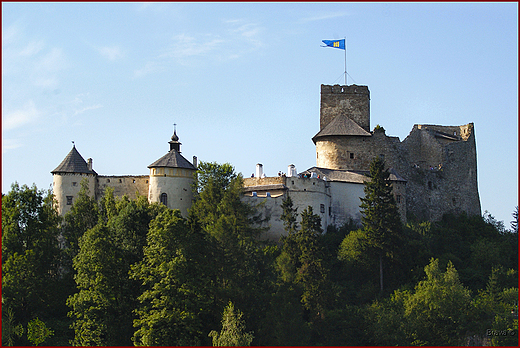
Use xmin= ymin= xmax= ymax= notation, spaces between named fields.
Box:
xmin=147 ymin=129 xmax=196 ymax=216
xmin=51 ymin=128 xmax=196 ymax=217
xmin=313 ymin=84 xmax=481 ymax=221
xmin=51 ymin=144 xmax=97 ymax=216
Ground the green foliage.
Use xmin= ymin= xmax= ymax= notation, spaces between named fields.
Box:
xmin=67 ymin=196 xmax=160 ymax=346
xmin=280 ymin=195 xmax=298 ymax=234
xmin=2 ymin=179 xmax=517 ymax=346
xmin=27 ymin=318 xmax=54 ymax=346
xmin=131 ymin=208 xmax=213 ymax=346
xmin=2 ymin=183 xmax=62 ymax=324
xmin=62 ymin=179 xmax=99 ymax=262
xmin=344 ymin=156 xmax=403 ymax=293
xmin=1 ymin=306 xmax=24 ymax=346
xmin=277 ymin=205 xmax=331 ymax=329
xmin=297 ymin=207 xmax=330 ymax=318
xmin=209 ymin=302 xmax=254 ymax=346
xmin=190 ymin=162 xmax=273 ymax=332
xmin=402 ymin=258 xmax=473 ymax=345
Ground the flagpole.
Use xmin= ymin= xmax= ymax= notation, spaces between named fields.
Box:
xmin=344 ymin=37 xmax=347 ymax=85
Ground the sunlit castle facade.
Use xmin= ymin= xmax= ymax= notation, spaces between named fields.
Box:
xmin=52 ymin=84 xmax=480 ymax=240
xmin=51 ymin=128 xmax=196 ymax=217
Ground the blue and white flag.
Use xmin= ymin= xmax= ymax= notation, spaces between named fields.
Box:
xmin=322 ymin=39 xmax=345 ymax=50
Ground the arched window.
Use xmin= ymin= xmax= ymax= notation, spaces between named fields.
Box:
xmin=160 ymin=193 xmax=168 ymax=206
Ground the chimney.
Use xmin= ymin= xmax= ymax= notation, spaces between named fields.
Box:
xmin=256 ymin=163 xmax=263 ymax=178
xmin=287 ymin=164 xmax=297 ymax=177
xmin=192 ymin=156 xmax=198 ymax=168
xmin=87 ymin=158 xmax=93 ymax=171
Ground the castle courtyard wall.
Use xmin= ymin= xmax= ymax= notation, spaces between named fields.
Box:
xmin=96 ymin=175 xmax=150 ymax=201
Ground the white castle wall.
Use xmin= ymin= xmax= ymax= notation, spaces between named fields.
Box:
xmin=243 ymin=176 xmax=338 ymax=240
xmin=148 ymin=167 xmax=194 ymax=217
xmin=328 ymin=181 xmax=365 ymax=227
xmin=52 ymin=173 xmax=96 ymax=216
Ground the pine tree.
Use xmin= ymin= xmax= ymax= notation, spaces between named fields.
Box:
xmin=209 ymin=302 xmax=254 ymax=346
xmin=359 ymin=156 xmax=402 ymax=293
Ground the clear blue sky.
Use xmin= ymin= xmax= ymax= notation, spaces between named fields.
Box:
xmin=2 ymin=2 xmax=518 ymax=227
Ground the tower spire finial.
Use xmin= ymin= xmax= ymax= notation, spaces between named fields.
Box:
xmin=169 ymin=124 xmax=181 ymax=152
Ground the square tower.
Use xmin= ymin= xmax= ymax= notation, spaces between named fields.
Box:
xmin=320 ymin=84 xmax=370 ymax=132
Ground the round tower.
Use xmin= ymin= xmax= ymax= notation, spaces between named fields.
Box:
xmin=51 ymin=144 xmax=97 ymax=215
xmin=148 ymin=127 xmax=197 ymax=216
xmin=312 ymin=85 xmax=373 ymax=171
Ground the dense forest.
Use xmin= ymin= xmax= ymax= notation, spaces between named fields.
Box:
xmin=2 ymin=159 xmax=518 ymax=346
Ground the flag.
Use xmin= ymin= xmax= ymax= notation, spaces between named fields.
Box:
xmin=322 ymin=39 xmax=345 ymax=50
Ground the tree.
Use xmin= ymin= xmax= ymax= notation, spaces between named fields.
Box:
xmin=1 ymin=305 xmax=24 ymax=346
xmin=67 ymin=195 xmax=159 ymax=346
xmin=61 ymin=179 xmax=99 ymax=262
xmin=2 ymin=183 xmax=62 ymax=327
xmin=27 ymin=318 xmax=54 ymax=346
xmin=131 ymin=208 xmax=213 ymax=346
xmin=402 ymin=258 xmax=473 ymax=345
xmin=190 ymin=161 xmax=270 ymax=336
xmin=296 ymin=207 xmax=330 ymax=320
xmin=209 ymin=302 xmax=254 ymax=346
xmin=358 ymin=156 xmax=402 ymax=293
xmin=277 ymin=196 xmax=300 ymax=283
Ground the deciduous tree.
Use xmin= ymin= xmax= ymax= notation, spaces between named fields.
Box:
xmin=2 ymin=183 xmax=62 ymax=327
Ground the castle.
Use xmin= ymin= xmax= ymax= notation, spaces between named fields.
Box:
xmin=51 ymin=84 xmax=481 ymax=240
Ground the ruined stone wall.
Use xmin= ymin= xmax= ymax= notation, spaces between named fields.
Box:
xmin=96 ymin=175 xmax=150 ymax=201
xmin=315 ymin=123 xmax=480 ymax=221
xmin=320 ymin=84 xmax=370 ymax=132
xmin=394 ymin=123 xmax=480 ymax=221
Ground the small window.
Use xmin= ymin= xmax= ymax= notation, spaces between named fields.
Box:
xmin=329 ymin=207 xmax=332 ymax=216
xmin=107 ymin=179 xmax=110 ymax=183
xmin=133 ymin=179 xmax=136 ymax=183
xmin=428 ymin=181 xmax=433 ymax=190
xmin=160 ymin=193 xmax=167 ymax=206
xmin=320 ymin=204 xmax=325 ymax=213
xmin=72 ymin=182 xmax=77 ymax=187
xmin=66 ymin=196 xmax=73 ymax=205
xmin=119 ymin=179 xmax=122 ymax=183
xmin=350 ymin=153 xmax=354 ymax=159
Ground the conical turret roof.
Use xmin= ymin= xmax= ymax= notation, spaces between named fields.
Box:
xmin=148 ymin=149 xmax=196 ymax=170
xmin=312 ymin=114 xmax=371 ymax=143
xmin=51 ymin=145 xmax=96 ymax=175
